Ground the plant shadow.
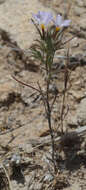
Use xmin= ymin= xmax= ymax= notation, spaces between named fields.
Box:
xmin=10 ymin=165 xmax=25 ymax=185
xmin=56 ymin=132 xmax=86 ymax=173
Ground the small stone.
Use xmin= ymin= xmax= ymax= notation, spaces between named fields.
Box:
xmin=11 ymin=154 xmax=21 ymax=164
xmin=44 ymin=173 xmax=54 ymax=182
xmin=49 ymin=83 xmax=59 ymax=95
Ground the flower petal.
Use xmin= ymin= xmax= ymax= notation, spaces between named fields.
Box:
xmin=32 ymin=11 xmax=53 ymax=25
xmin=55 ymin=14 xmax=63 ymax=26
xmin=61 ymin=20 xmax=71 ymax=27
xmin=32 ymin=13 xmax=41 ymax=24
xmin=42 ymin=12 xmax=53 ymax=25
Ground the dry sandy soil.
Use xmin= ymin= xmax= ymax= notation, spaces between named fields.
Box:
xmin=0 ymin=0 xmax=86 ymax=189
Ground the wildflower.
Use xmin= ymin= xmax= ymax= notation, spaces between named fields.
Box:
xmin=32 ymin=11 xmax=53 ymax=30
xmin=53 ymin=14 xmax=71 ymax=31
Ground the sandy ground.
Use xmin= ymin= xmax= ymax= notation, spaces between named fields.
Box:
xmin=0 ymin=0 xmax=86 ymax=190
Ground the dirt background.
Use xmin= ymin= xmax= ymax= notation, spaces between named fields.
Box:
xmin=0 ymin=0 xmax=86 ymax=189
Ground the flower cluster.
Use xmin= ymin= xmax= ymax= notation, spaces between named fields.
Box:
xmin=30 ymin=11 xmax=71 ymax=73
xmin=32 ymin=11 xmax=71 ymax=31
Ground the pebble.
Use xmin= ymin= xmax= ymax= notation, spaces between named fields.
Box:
xmin=44 ymin=173 xmax=54 ymax=182
xmin=11 ymin=153 xmax=21 ymax=164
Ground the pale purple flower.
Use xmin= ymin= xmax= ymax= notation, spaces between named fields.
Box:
xmin=32 ymin=11 xmax=53 ymax=26
xmin=54 ymin=14 xmax=71 ymax=30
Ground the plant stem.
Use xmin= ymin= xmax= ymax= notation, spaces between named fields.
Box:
xmin=46 ymin=76 xmax=56 ymax=172
xmin=47 ymin=104 xmax=56 ymax=172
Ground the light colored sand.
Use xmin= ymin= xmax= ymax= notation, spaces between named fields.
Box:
xmin=0 ymin=0 xmax=53 ymax=48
